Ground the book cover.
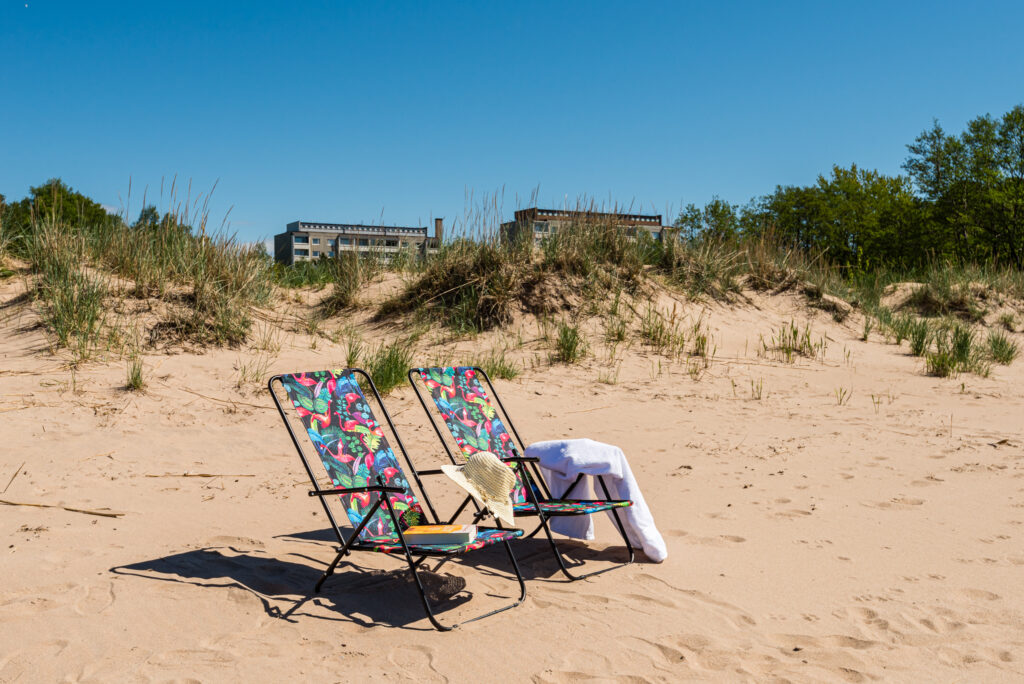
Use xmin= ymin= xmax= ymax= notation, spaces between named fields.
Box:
xmin=403 ymin=524 xmax=477 ymax=545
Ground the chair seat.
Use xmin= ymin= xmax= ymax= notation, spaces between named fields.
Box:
xmin=359 ymin=527 xmax=524 ymax=556
xmin=513 ymin=499 xmax=633 ymax=516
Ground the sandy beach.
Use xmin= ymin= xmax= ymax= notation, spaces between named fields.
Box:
xmin=2 ymin=272 xmax=1022 ymax=683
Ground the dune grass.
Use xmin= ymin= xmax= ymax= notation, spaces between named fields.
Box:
xmin=365 ymin=338 xmax=414 ymax=395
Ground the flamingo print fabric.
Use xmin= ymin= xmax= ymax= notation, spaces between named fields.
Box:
xmin=280 ymin=370 xmax=418 ymax=540
xmin=414 ymin=366 xmax=530 ymax=503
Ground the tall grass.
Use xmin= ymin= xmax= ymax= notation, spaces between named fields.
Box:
xmin=926 ymin=322 xmax=990 ymax=377
xmin=365 ymin=338 xmax=414 ymax=395
xmin=29 ymin=220 xmax=108 ymax=360
xmin=18 ymin=186 xmax=273 ymax=354
xmin=552 ymin=321 xmax=586 ymax=364
xmin=472 ymin=347 xmax=520 ymax=380
xmin=987 ymin=329 xmax=1019 ymax=364
xmin=321 ymin=251 xmax=382 ymax=316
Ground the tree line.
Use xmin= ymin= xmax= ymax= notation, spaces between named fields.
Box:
xmin=674 ymin=104 xmax=1024 ymax=269
xmin=0 ymin=179 xmax=191 ymax=257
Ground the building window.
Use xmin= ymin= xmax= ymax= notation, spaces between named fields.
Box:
xmin=312 ymin=251 xmax=320 ymax=257
xmin=312 ymin=238 xmax=320 ymax=245
xmin=385 ymin=239 xmax=398 ymax=247
xmin=358 ymin=239 xmax=368 ymax=246
xmin=327 ymin=252 xmax=334 ymax=258
xmin=339 ymin=237 xmax=351 ymax=245
xmin=293 ymin=236 xmax=309 ymax=244
xmin=294 ymin=248 xmax=309 ymax=256
xmin=533 ymin=221 xmax=549 ymax=233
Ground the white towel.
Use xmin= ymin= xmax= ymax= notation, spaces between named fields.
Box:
xmin=523 ymin=438 xmax=667 ymax=563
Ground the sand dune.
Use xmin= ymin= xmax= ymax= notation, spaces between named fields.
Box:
xmin=2 ymin=277 xmax=1023 ymax=682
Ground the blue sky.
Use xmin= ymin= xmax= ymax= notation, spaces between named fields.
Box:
xmin=2 ymin=1 xmax=1022 ymax=243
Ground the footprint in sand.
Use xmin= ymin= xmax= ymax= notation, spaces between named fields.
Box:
xmin=73 ymin=581 xmax=116 ymax=616
xmin=387 ymin=645 xmax=448 ymax=683
xmin=960 ymin=588 xmax=1001 ymax=601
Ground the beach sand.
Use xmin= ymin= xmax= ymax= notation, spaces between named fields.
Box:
xmin=2 ymin=277 xmax=1023 ymax=682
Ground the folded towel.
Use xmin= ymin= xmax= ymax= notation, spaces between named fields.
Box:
xmin=524 ymin=438 xmax=667 ymax=562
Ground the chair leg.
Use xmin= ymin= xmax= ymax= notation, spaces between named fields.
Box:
xmin=403 ymin=542 xmax=527 ymax=632
xmin=314 ymin=548 xmax=347 ymax=593
xmin=533 ymin=508 xmax=634 ymax=581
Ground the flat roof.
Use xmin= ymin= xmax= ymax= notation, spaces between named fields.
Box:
xmin=514 ymin=207 xmax=662 ymax=223
xmin=286 ymin=221 xmax=427 ymax=234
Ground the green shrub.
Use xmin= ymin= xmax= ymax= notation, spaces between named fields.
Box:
xmin=365 ymin=338 xmax=414 ymax=395
xmin=553 ymin=321 xmax=586 ymax=364
xmin=125 ymin=355 xmax=145 ymax=391
xmin=30 ymin=221 xmax=108 ymax=359
xmin=987 ymin=329 xmax=1019 ymax=365
xmin=473 ymin=348 xmax=520 ymax=380
xmin=908 ymin=318 xmax=931 ymax=356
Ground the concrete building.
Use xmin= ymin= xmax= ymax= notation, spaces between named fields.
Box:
xmin=274 ymin=218 xmax=443 ymax=265
xmin=499 ymin=207 xmax=665 ymax=246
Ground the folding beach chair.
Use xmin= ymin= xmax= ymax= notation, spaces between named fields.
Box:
xmin=268 ymin=368 xmax=525 ymax=631
xmin=408 ymin=366 xmax=635 ymax=580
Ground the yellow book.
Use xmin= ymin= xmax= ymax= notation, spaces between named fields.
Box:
xmin=403 ymin=524 xmax=477 ymax=545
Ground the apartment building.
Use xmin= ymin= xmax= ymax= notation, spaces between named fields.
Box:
xmin=274 ymin=218 xmax=443 ymax=265
xmin=499 ymin=207 xmax=665 ymax=245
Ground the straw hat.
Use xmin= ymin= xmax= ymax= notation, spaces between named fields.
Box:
xmin=441 ymin=451 xmax=517 ymax=526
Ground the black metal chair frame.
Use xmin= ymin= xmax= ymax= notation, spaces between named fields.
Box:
xmin=268 ymin=368 xmax=526 ymax=631
xmin=408 ymin=366 xmax=635 ymax=581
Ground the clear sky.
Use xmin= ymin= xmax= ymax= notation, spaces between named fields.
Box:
xmin=2 ymin=1 xmax=1023 ymax=243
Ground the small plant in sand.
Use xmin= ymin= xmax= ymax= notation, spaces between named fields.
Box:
xmin=596 ymin=362 xmax=621 ymax=385
xmin=604 ymin=314 xmax=627 ymax=344
xmin=750 ymin=378 xmax=764 ymax=400
xmin=862 ymin=316 xmax=873 ymax=341
xmin=987 ymin=329 xmax=1019 ymax=365
xmin=345 ymin=334 xmax=365 ymax=368
xmin=472 ymin=347 xmax=520 ymax=380
xmin=125 ymin=354 xmax=145 ymax=392
xmin=760 ymin=320 xmax=826 ymax=363
xmin=236 ymin=351 xmax=274 ymax=389
xmin=365 ymin=338 xmax=414 ymax=395
xmin=908 ymin=318 xmax=931 ymax=357
xmin=926 ymin=323 xmax=990 ymax=378
xmin=834 ymin=386 xmax=852 ymax=406
xmin=552 ymin=321 xmax=586 ymax=364
xmin=889 ymin=313 xmax=914 ymax=345
xmin=639 ymin=305 xmax=686 ymax=357
xmin=997 ymin=312 xmax=1016 ymax=332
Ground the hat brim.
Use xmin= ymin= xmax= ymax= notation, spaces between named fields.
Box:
xmin=441 ymin=464 xmax=516 ymax=526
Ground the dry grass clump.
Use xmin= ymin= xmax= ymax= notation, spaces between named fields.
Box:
xmin=380 ymin=237 xmax=538 ymax=334
xmin=320 ymin=251 xmax=382 ymax=316
xmin=18 ymin=190 xmax=272 ymax=357
xmin=759 ymin=320 xmax=827 ymax=363
xmin=29 ymin=219 xmax=110 ymax=360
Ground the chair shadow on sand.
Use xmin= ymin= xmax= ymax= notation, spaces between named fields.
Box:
xmin=110 ymin=529 xmax=633 ymax=631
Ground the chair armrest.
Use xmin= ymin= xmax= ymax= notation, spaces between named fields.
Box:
xmin=308 ymin=485 xmax=406 ymax=497
xmin=502 ymin=456 xmax=540 ymax=464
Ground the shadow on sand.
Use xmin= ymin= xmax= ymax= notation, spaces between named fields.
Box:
xmin=110 ymin=529 xmax=631 ymax=631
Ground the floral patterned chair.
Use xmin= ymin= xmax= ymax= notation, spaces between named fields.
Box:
xmin=268 ymin=368 xmax=525 ymax=631
xmin=408 ymin=366 xmax=634 ymax=581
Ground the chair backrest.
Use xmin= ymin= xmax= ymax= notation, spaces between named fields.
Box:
xmin=413 ymin=366 xmax=529 ymax=503
xmin=278 ymin=369 xmax=420 ymax=539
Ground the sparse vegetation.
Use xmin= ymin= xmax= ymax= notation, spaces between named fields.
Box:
xmin=473 ymin=347 xmax=520 ymax=380
xmin=760 ymin=320 xmax=826 ymax=363
xmin=908 ymin=318 xmax=931 ymax=357
xmin=365 ymin=338 xmax=414 ymax=395
xmin=987 ymin=330 xmax=1019 ymax=365
xmin=125 ymin=355 xmax=145 ymax=391
xmin=553 ymin=321 xmax=586 ymax=364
